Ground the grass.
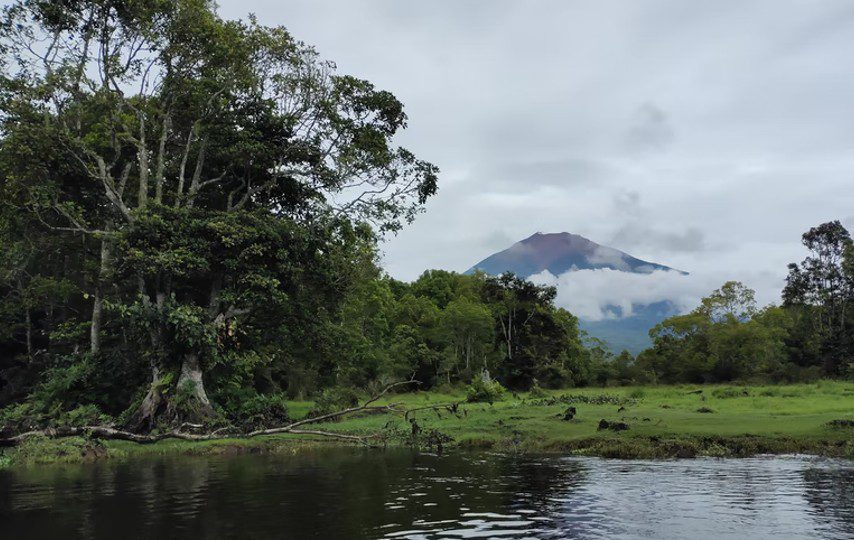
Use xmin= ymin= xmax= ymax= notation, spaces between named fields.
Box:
xmin=2 ymin=381 xmax=852 ymax=467
xmin=323 ymin=380 xmax=854 ymax=457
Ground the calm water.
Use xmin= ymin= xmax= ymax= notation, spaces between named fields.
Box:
xmin=0 ymin=449 xmax=851 ymax=539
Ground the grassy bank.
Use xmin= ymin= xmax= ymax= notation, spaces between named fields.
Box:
xmin=2 ymin=381 xmax=852 ymax=467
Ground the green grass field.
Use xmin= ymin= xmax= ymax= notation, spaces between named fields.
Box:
xmin=2 ymin=381 xmax=852 ymax=467
xmin=317 ymin=380 xmax=854 ymax=457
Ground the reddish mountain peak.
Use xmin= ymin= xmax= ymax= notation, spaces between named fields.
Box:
xmin=467 ymin=231 xmax=686 ymax=277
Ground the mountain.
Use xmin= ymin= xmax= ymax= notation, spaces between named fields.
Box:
xmin=578 ymin=300 xmax=682 ymax=353
xmin=465 ymin=232 xmax=685 ymax=277
xmin=466 ymin=232 xmax=687 ymax=354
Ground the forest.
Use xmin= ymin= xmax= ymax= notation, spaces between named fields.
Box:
xmin=0 ymin=0 xmax=852 ymax=439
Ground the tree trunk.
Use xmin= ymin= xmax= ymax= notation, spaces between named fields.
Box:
xmin=24 ymin=306 xmax=33 ymax=357
xmin=177 ymin=352 xmax=212 ymax=408
xmin=124 ymin=365 xmax=166 ymax=433
xmin=90 ymin=286 xmax=103 ymax=355
xmin=124 ymin=353 xmax=217 ymax=433
xmin=90 ymin=231 xmax=112 ymax=355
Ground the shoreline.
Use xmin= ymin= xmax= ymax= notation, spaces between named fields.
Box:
xmin=2 ymin=381 xmax=852 ymax=468
xmin=0 ymin=432 xmax=851 ymax=470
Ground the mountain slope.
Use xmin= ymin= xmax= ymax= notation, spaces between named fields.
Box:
xmin=465 ymin=232 xmax=687 ymax=354
xmin=578 ymin=300 xmax=682 ymax=353
xmin=466 ymin=232 xmax=685 ymax=277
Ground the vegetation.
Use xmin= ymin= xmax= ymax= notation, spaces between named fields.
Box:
xmin=633 ymin=222 xmax=854 ymax=384
xmin=0 ymin=0 xmax=439 ymax=432
xmin=2 ymin=381 xmax=850 ymax=466
xmin=0 ymin=0 xmax=851 ymax=461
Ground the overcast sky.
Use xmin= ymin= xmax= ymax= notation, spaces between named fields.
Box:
xmin=219 ymin=0 xmax=854 ymax=315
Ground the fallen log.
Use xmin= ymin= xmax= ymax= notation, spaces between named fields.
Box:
xmin=0 ymin=381 xmax=416 ymax=448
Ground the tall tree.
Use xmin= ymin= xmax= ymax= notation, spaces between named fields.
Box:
xmin=783 ymin=221 xmax=853 ymax=375
xmin=0 ymin=0 xmax=437 ymax=429
xmin=481 ymin=273 xmax=575 ymax=388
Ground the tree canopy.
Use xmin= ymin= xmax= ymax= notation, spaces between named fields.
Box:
xmin=0 ymin=0 xmax=437 ymax=430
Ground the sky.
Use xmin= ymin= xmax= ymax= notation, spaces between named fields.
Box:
xmin=218 ymin=0 xmax=854 ymax=318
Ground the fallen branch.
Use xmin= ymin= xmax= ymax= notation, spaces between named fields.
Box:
xmin=0 ymin=381 xmax=416 ymax=448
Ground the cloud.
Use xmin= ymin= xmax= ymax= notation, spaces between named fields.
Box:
xmin=608 ymin=191 xmax=706 ymax=255
xmin=588 ymin=246 xmax=630 ymax=271
xmin=529 ymin=269 xmax=698 ymax=321
xmin=612 ymin=224 xmax=706 ymax=254
xmin=480 ymin=158 xmax=616 ymax=192
xmin=219 ymin=0 xmax=854 ymax=295
xmin=623 ymin=102 xmax=675 ymax=153
xmin=529 ymin=267 xmax=782 ymax=322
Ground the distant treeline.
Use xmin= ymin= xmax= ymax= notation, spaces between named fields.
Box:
xmin=629 ymin=221 xmax=854 ymax=385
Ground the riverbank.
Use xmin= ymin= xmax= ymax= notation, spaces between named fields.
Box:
xmin=2 ymin=381 xmax=852 ymax=467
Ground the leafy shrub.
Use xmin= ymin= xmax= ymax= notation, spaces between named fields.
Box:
xmin=0 ymin=403 xmax=38 ymax=435
xmin=528 ymin=380 xmax=547 ymax=399
xmin=28 ymin=357 xmax=95 ymax=411
xmin=0 ymin=403 xmax=110 ymax=435
xmin=227 ymin=393 xmax=290 ymax=430
xmin=765 ymin=364 xmax=824 ymax=384
xmin=534 ymin=363 xmax=573 ymax=389
xmin=628 ymin=388 xmax=646 ymax=399
xmin=54 ymin=405 xmax=110 ymax=428
xmin=432 ymin=381 xmax=465 ymax=396
xmin=308 ymin=386 xmax=361 ymax=418
xmin=466 ymin=378 xmax=506 ymax=404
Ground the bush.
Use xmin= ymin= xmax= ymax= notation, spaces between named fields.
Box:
xmin=0 ymin=403 xmax=110 ymax=435
xmin=308 ymin=386 xmax=361 ymax=418
xmin=535 ymin=363 xmax=573 ymax=389
xmin=54 ymin=404 xmax=110 ymax=428
xmin=0 ymin=403 xmax=38 ymax=435
xmin=528 ymin=380 xmax=547 ymax=399
xmin=227 ymin=393 xmax=291 ymax=430
xmin=466 ymin=377 xmax=506 ymax=404
xmin=432 ymin=381 xmax=464 ymax=395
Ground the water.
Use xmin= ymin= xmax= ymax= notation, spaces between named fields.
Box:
xmin=0 ymin=450 xmax=851 ymax=539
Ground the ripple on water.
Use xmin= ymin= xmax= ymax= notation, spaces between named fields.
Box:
xmin=371 ymin=455 xmax=852 ymax=540
xmin=0 ymin=453 xmax=851 ymax=539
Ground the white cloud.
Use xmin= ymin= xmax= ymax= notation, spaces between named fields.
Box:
xmin=529 ymin=267 xmax=782 ymax=322
xmin=588 ymin=246 xmax=631 ymax=271
xmin=218 ymin=1 xmax=854 ymax=293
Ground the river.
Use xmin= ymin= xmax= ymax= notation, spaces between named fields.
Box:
xmin=0 ymin=449 xmax=851 ymax=539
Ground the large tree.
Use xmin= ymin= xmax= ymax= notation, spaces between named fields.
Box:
xmin=0 ymin=0 xmax=437 ymax=429
xmin=783 ymin=221 xmax=854 ymax=375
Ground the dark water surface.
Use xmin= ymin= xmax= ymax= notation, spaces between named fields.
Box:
xmin=0 ymin=449 xmax=851 ymax=539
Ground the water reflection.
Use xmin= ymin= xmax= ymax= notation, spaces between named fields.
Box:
xmin=0 ymin=450 xmax=851 ymax=539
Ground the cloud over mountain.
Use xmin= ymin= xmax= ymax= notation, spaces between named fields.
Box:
xmin=529 ymin=268 xmax=705 ymax=322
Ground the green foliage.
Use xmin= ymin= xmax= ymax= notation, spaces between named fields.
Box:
xmin=783 ymin=221 xmax=854 ymax=376
xmin=224 ymin=393 xmax=290 ymax=431
xmin=638 ymin=283 xmax=798 ymax=384
xmin=0 ymin=402 xmax=37 ymax=433
xmin=0 ymin=401 xmax=109 ymax=433
xmin=466 ymin=377 xmax=507 ymax=404
xmin=528 ymin=380 xmax=547 ymax=399
xmin=0 ymin=0 xmax=437 ymax=430
xmin=56 ymin=405 xmax=111 ymax=428
xmin=308 ymin=387 xmax=361 ymax=418
xmin=0 ymin=0 xmax=847 ymax=436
